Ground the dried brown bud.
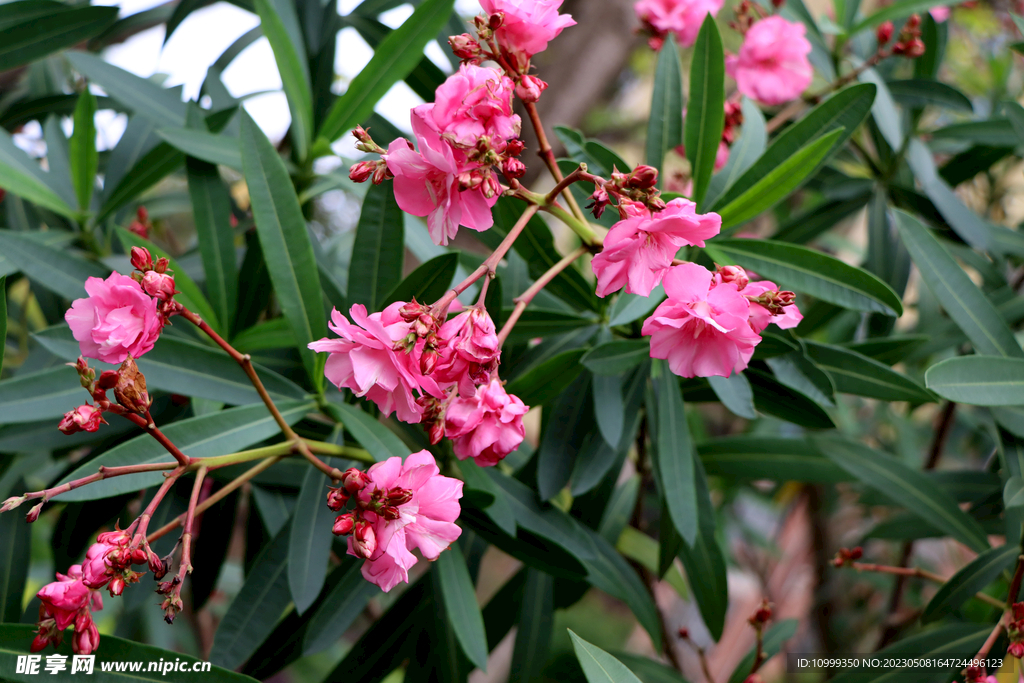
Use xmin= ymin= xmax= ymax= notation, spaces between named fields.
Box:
xmin=113 ymin=356 xmax=150 ymax=414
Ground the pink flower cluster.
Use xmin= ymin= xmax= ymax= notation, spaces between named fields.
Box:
xmin=642 ymin=263 xmax=801 ymax=378
xmin=635 ymin=0 xmax=725 ymax=48
xmin=327 ymin=453 xmax=463 ymax=592
xmin=480 ymin=0 xmax=576 ymax=70
xmin=726 ymin=16 xmax=813 ymax=105
xmin=310 ymin=302 xmax=528 ymax=467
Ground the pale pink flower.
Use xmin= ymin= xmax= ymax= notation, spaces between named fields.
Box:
xmin=591 ymin=198 xmax=722 ymax=297
xmin=309 ymin=303 xmax=440 ymax=424
xmin=743 ymin=279 xmax=803 ymax=332
xmin=416 ymin=65 xmax=521 ymax=149
xmin=65 ymin=273 xmax=164 ymax=364
xmin=642 ymin=262 xmax=761 ymax=378
xmin=445 ymin=378 xmax=528 ymax=467
xmin=385 ymin=112 xmax=496 ymax=246
xmin=349 ymin=451 xmax=464 ymax=592
xmin=929 ymin=5 xmax=950 ymax=21
xmin=635 ymin=0 xmax=725 ymax=47
xmin=433 ymin=308 xmax=500 ymax=395
xmin=726 ymin=16 xmax=813 ymax=105
xmin=58 ymin=405 xmax=106 ymax=435
xmin=480 ymin=0 xmax=576 ymax=64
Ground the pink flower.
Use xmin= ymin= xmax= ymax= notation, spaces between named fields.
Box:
xmin=742 ymin=279 xmax=803 ymax=332
xmin=417 ymin=65 xmax=521 ymax=150
xmin=81 ymin=542 xmax=116 ymax=589
xmin=348 ymin=451 xmax=464 ymax=592
xmin=65 ymin=273 xmax=164 ymax=364
xmin=309 ymin=303 xmax=439 ymax=424
xmin=642 ymin=262 xmax=761 ymax=378
xmin=37 ymin=569 xmax=91 ymax=630
xmin=433 ymin=308 xmax=500 ymax=395
xmin=386 ymin=112 xmax=497 ymax=246
xmin=929 ymin=5 xmax=950 ymax=21
xmin=445 ymin=378 xmax=529 ymax=467
xmin=480 ymin=0 xmax=576 ymax=64
xmin=58 ymin=404 xmax=106 ymax=435
xmin=591 ymin=198 xmax=722 ymax=297
xmin=715 ymin=140 xmax=730 ymax=171
xmin=726 ymin=17 xmax=813 ymax=106
xmin=635 ymin=0 xmax=725 ymax=47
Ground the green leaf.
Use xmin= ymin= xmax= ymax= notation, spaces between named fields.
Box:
xmin=582 ymin=339 xmax=651 ymax=375
xmin=922 ymin=543 xmax=1018 ymax=623
xmin=57 ymin=401 xmax=313 ymax=502
xmin=677 ymin=457 xmax=727 ymax=640
xmin=0 ymin=623 xmax=259 ymax=682
xmin=569 ymin=630 xmax=644 ymax=683
xmin=843 ymin=335 xmax=927 ymax=364
xmin=748 ymin=368 xmax=836 ymax=428
xmin=925 ymin=356 xmax=1024 ymax=406
xmin=895 ymin=210 xmax=1024 ymax=358
xmin=69 ymin=90 xmax=97 ymax=212
xmin=698 ymin=436 xmax=849 ymax=482
xmin=765 ymin=350 xmax=835 ymax=407
xmin=187 ymin=158 xmax=238 ymax=333
xmin=0 ymin=276 xmax=5 ymax=379
xmin=288 ymin=462 xmax=337 ymax=615
xmin=653 ymin=360 xmax=698 ymax=546
xmin=592 ymin=374 xmax=624 ymax=447
xmin=0 ymin=5 xmax=116 ymax=72
xmin=66 ymin=51 xmax=186 ymax=128
xmin=727 ymin=620 xmax=798 ymax=683
xmin=817 ymin=436 xmax=990 ymax=552
xmin=703 ymin=97 xmax=766 ymax=211
xmin=97 ymin=142 xmax=184 ymax=223
xmin=607 ymin=286 xmax=665 ymax=327
xmin=774 ymin=193 xmax=872 ymax=244
xmin=0 ymin=127 xmax=75 ymax=217
xmin=381 ymin=253 xmax=457 ymax=309
xmin=115 ymin=227 xmax=221 ymax=332
xmin=886 ymin=79 xmax=972 ymax=112
xmin=0 ymin=477 xmax=29 ymax=623
xmin=859 ymin=67 xmax=902 ymax=150
xmin=211 ymin=523 xmax=293 ymax=671
xmin=509 ymin=569 xmax=554 ymax=683
xmin=0 ymin=365 xmax=84 ymax=424
xmin=302 ymin=560 xmax=378 ymax=654
xmin=500 ymin=310 xmax=596 ymax=346
xmin=158 ymin=127 xmax=242 ymax=169
xmin=716 ymin=129 xmax=844 ymax=228
xmin=709 ymin=238 xmax=903 ymax=316
xmin=505 ymin=348 xmax=586 ymax=407
xmin=317 ymin=0 xmax=455 ymax=143
xmin=645 ymin=34 xmax=683 ymax=173
xmin=436 ymin=543 xmax=488 ymax=671
xmin=254 ymin=0 xmax=312 ymax=159
xmin=685 ymin=15 xmax=725 ymax=205
xmin=460 ymin=458 xmax=517 ymax=535
xmin=324 ymin=399 xmax=409 ymax=461
xmin=240 ymin=111 xmax=327 ymax=382
xmin=348 ymin=181 xmax=405 ymax=312
xmin=829 ymin=624 xmax=991 ymax=683
xmin=707 ymin=373 xmax=756 ymax=419
xmin=613 ymin=653 xmax=690 ymax=683
xmin=803 ymin=341 xmax=932 ymax=402
xmin=849 ymin=0 xmax=956 ymax=35
xmin=537 ymin=372 xmax=592 ymax=500
xmin=711 ymin=84 xmax=876 ymax=212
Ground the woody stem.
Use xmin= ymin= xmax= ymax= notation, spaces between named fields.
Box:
xmin=523 ymin=100 xmax=588 ymax=223
xmin=23 ymin=462 xmax=178 ymax=503
xmin=497 ymin=245 xmax=589 ymax=347
xmin=177 ymin=466 xmax=207 ymax=579
xmin=849 ymin=562 xmax=1006 ymax=609
xmin=132 ymin=464 xmax=188 ymax=545
xmin=115 ymin=409 xmax=190 ymax=467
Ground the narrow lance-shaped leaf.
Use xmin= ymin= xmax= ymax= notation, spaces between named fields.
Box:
xmin=254 ymin=0 xmax=312 ymax=160
xmin=925 ymin=356 xmax=1024 ymax=406
xmin=187 ymin=158 xmax=238 ymax=334
xmin=569 ymin=630 xmax=645 ymax=683
xmin=0 ymin=230 xmax=107 ymax=300
xmin=803 ymin=341 xmax=933 ymax=402
xmin=645 ymin=34 xmax=683 ymax=176
xmin=922 ymin=543 xmax=1019 ymax=623
xmin=0 ymin=5 xmax=117 ymax=73
xmin=0 ymin=477 xmax=29 ymax=623
xmin=348 ymin=181 xmax=405 ymax=313
xmin=288 ymin=461 xmax=338 ymax=614
xmin=0 ymin=127 xmax=75 ymax=218
xmin=436 ymin=543 xmax=489 ymax=671
xmin=302 ymin=561 xmax=379 ymax=655
xmin=509 ymin=569 xmax=554 ymax=683
xmin=686 ymin=14 xmax=725 ymax=205
xmin=69 ymin=90 xmax=97 ymax=212
xmin=677 ymin=457 xmax=727 ymax=640
xmin=0 ymin=276 xmax=5 ymax=378
xmin=653 ymin=360 xmax=698 ymax=545
xmin=66 ymin=51 xmax=186 ymax=128
xmin=240 ymin=111 xmax=328 ymax=383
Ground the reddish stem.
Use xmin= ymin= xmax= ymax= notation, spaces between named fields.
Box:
xmin=117 ymin=410 xmax=191 ymax=467
xmin=497 ymin=245 xmax=588 ymax=347
xmin=176 ymin=466 xmax=207 ymax=579
xmin=132 ymin=464 xmax=187 ymax=546
xmin=522 ymin=100 xmax=587 ymax=222
xmin=23 ymin=461 xmax=177 ymax=503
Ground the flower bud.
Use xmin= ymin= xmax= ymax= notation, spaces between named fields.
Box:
xmin=505 ymin=138 xmax=525 ymax=157
xmin=113 ymin=357 xmax=150 ymax=415
xmin=905 ymin=12 xmax=921 ymax=29
xmin=59 ymin=404 xmax=105 ymax=435
xmin=130 ymin=246 xmax=153 ymax=272
xmin=352 ymin=125 xmax=373 ymax=145
xmin=161 ymin=594 xmax=183 ymax=624
xmin=750 ymin=599 xmax=772 ymax=625
xmin=141 ymin=270 xmax=177 ymax=300
xmin=73 ymin=619 xmax=100 ymax=655
xmin=448 ymin=33 xmax=482 ymax=60
xmin=482 ymin=173 xmax=501 ymax=199
xmin=137 ymin=206 xmax=149 ymax=223
xmin=1 ymin=495 xmax=25 ymax=513
xmin=1009 ymin=641 xmax=1024 ymax=658
xmin=627 ymin=165 xmax=659 ymax=189
xmin=502 ymin=157 xmax=526 ymax=179
xmin=717 ymin=264 xmax=749 ymax=290
xmin=30 ymin=632 xmax=51 ymax=653
xmin=428 ymin=420 xmax=446 ymax=445
xmin=148 ymin=548 xmax=166 ymax=579
xmin=876 ymin=20 xmax=894 ymax=44
xmin=353 ymin=521 xmax=376 ymax=558
xmin=326 ymin=487 xmax=349 ymax=511
xmin=588 ymin=187 xmax=610 ymax=219
xmin=420 ymin=348 xmax=440 ymax=375
xmin=349 ymin=160 xmax=376 ymax=184
xmin=342 ymin=468 xmax=371 ymax=493
xmin=515 ymin=75 xmax=548 ymax=103
xmin=128 ymin=220 xmax=149 ymax=240
xmin=333 ymin=512 xmax=356 ymax=536
xmin=379 ymin=505 xmax=401 ymax=521
xmin=108 ymin=576 xmax=125 ymax=596
xmin=96 ymin=370 xmax=120 ymax=391
xmin=903 ymin=37 xmax=925 ymax=57
xmin=153 ymin=257 xmax=170 ymax=274
xmin=386 ymin=487 xmax=414 ymax=507
xmin=25 ymin=502 xmax=42 ymax=523
xmin=372 ymin=163 xmax=392 ymax=185
xmin=458 ymin=170 xmax=484 ymax=190
xmin=69 ymin=356 xmax=96 ymax=389
xmin=487 ymin=11 xmax=504 ymax=29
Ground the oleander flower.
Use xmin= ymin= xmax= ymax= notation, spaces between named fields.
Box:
xmin=417 ymin=65 xmax=521 ymax=150
xmin=65 ymin=273 xmax=164 ymax=364
xmin=432 ymin=308 xmax=500 ymax=395
xmin=726 ymin=16 xmax=813 ymax=105
xmin=444 ymin=378 xmax=528 ymax=467
xmin=480 ymin=0 xmax=576 ymax=65
xmin=635 ymin=0 xmax=725 ymax=48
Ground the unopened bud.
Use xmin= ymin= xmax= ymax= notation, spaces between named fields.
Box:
xmin=876 ymin=20 xmax=894 ymax=44
xmin=749 ymin=599 xmax=772 ymax=626
xmin=588 ymin=187 xmax=610 ymax=219
xmin=386 ymin=487 xmax=414 ymax=507
xmin=352 ymin=125 xmax=373 ymax=145
xmin=420 ymin=349 xmax=439 ymax=375
xmin=333 ymin=513 xmax=356 ymax=536
xmin=399 ymin=300 xmax=429 ymax=321
xmin=458 ymin=170 xmax=483 ymax=190
xmin=130 ymin=246 xmax=153 ymax=272
xmin=717 ymin=264 xmax=749 ymax=290
xmin=487 ymin=11 xmax=504 ymax=29
xmin=449 ymin=33 xmax=482 ymax=60
xmin=108 ymin=576 xmax=125 ymax=596
xmin=153 ymin=257 xmax=170 ymax=274
xmin=482 ymin=173 xmax=501 ymax=199
xmin=326 ymin=487 xmax=349 ymax=511
xmin=776 ymin=290 xmax=796 ymax=306
xmin=903 ymin=37 xmax=925 ymax=57
xmin=647 ymin=196 xmax=667 ymax=211
xmin=25 ymin=502 xmax=43 ymax=523
xmin=627 ymin=165 xmax=659 ymax=189
xmin=502 ymin=157 xmax=526 ymax=179
xmin=1009 ymin=641 xmax=1024 ymax=658
xmin=349 ymin=161 xmax=376 ymax=184
xmin=70 ymin=356 xmax=95 ymax=389
xmin=1 ymin=495 xmax=25 ymax=513
xmin=141 ymin=270 xmax=177 ymax=300
xmin=515 ymin=75 xmax=548 ymax=103
xmin=428 ymin=420 xmax=446 ymax=445
xmin=506 ymin=139 xmax=525 ymax=157
xmin=113 ymin=357 xmax=150 ymax=415
xmin=96 ymin=370 xmax=120 ymax=391
xmin=148 ymin=549 xmax=166 ymax=579
xmin=137 ymin=206 xmax=149 ymax=223
xmin=905 ymin=12 xmax=921 ymax=29
xmin=379 ymin=505 xmax=401 ymax=520
xmin=342 ymin=468 xmax=371 ymax=493
xmin=59 ymin=404 xmax=105 ymax=435
xmin=353 ymin=521 xmax=376 ymax=557
xmin=371 ymin=163 xmax=391 ymax=185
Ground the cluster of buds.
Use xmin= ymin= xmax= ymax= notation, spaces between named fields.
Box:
xmin=348 ymin=126 xmax=394 ymax=185
xmin=130 ymin=247 xmax=178 ymax=302
xmin=86 ymin=527 xmax=161 ymax=597
xmin=397 ymin=300 xmax=443 ymax=373
xmin=587 ymin=164 xmax=665 ymax=219
xmin=156 ymin=576 xmax=184 ymax=624
xmin=831 ymin=546 xmax=864 ymax=567
xmin=64 ymin=355 xmax=152 ymax=428
xmin=328 ymin=468 xmax=414 ymax=559
xmin=746 ymin=288 xmax=796 ymax=315
xmin=32 ymin=596 xmax=101 ymax=656
xmin=128 ymin=206 xmax=151 ymax=239
xmin=450 ymin=14 xmax=549 ymax=97
xmin=1007 ymin=602 xmax=1024 ymax=658
xmin=877 ymin=14 xmax=926 ymax=57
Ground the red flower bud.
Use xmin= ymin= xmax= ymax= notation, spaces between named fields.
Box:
xmin=96 ymin=370 xmax=120 ymax=391
xmin=353 ymin=520 xmax=376 ymax=557
xmin=136 ymin=206 xmax=149 ymax=223
xmin=717 ymin=265 xmax=749 ymax=290
xmin=505 ymin=138 xmax=525 ymax=157
xmin=905 ymin=12 xmax=921 ymax=29
xmin=342 ymin=468 xmax=371 ymax=493
xmin=326 ymin=487 xmax=349 ymax=511
xmin=488 ymin=11 xmax=504 ymax=29
xmin=108 ymin=576 xmax=125 ymax=596
xmin=448 ymin=33 xmax=482 ymax=60
xmin=130 ymin=246 xmax=153 ymax=272
xmin=515 ymin=75 xmax=548 ymax=103
xmin=428 ymin=420 xmax=446 ymax=445
xmin=333 ymin=513 xmax=356 ymax=536
xmin=25 ymin=502 xmax=42 ymax=523
xmin=876 ymin=20 xmax=894 ymax=44
xmin=386 ymin=487 xmax=414 ymax=507
xmin=502 ymin=157 xmax=526 ymax=179
xmin=482 ymin=173 xmax=501 ymax=199
xmin=1 ymin=495 xmax=25 ymax=513
xmin=59 ymin=404 xmax=105 ymax=435
xmin=1009 ymin=641 xmax=1024 ymax=658
xmin=141 ymin=270 xmax=177 ymax=300
xmin=379 ymin=505 xmax=401 ymax=521
xmin=903 ymin=37 xmax=926 ymax=57
xmin=627 ymin=165 xmax=659 ymax=189
xmin=349 ymin=161 xmax=376 ymax=184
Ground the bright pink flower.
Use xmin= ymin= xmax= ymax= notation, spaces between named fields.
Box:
xmin=417 ymin=65 xmax=521 ymax=150
xmin=445 ymin=378 xmax=528 ymax=467
xmin=66 ymin=273 xmax=164 ymax=364
xmin=309 ymin=303 xmax=439 ymax=424
xmin=58 ymin=404 xmax=106 ymax=435
xmin=349 ymin=451 xmax=464 ymax=592
xmin=37 ymin=569 xmax=91 ymax=630
xmin=726 ymin=17 xmax=813 ymax=105
xmin=635 ymin=0 xmax=725 ymax=47
xmin=480 ymin=0 xmax=576 ymax=64
xmin=642 ymin=262 xmax=761 ymax=378
xmin=385 ymin=113 xmax=497 ymax=246
xmin=743 ymin=279 xmax=803 ymax=332
xmin=433 ymin=308 xmax=500 ymax=395
xmin=81 ymin=542 xmax=116 ymax=589
xmin=591 ymin=198 xmax=722 ymax=297
xmin=929 ymin=5 xmax=950 ymax=20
